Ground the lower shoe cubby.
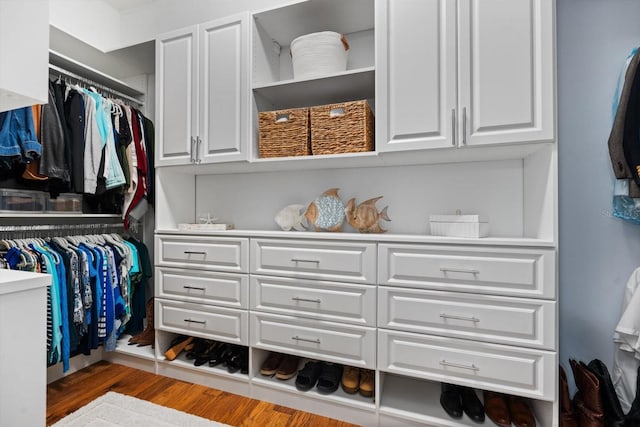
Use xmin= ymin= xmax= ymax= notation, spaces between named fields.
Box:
xmin=378 ymin=372 xmax=555 ymax=427
xmin=155 ymin=331 xmax=250 ymax=396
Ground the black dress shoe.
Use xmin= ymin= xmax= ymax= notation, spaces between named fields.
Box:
xmin=227 ymin=347 xmax=248 ymax=374
xmin=208 ymin=343 xmax=230 ymax=367
xmin=194 ymin=341 xmax=221 ymax=366
xmin=459 ymin=386 xmax=485 ymax=422
xmin=440 ymin=383 xmax=463 ymax=418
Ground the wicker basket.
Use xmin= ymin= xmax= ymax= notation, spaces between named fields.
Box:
xmin=258 ymin=107 xmax=310 ymax=158
xmin=310 ymin=100 xmax=374 ymax=155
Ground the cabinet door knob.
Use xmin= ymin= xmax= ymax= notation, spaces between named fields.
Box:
xmin=440 ymin=313 xmax=480 ymax=323
xmin=292 ymin=335 xmax=321 ymax=344
xmin=462 ymin=107 xmax=468 ymax=145
xmin=439 ymin=359 xmax=479 ymax=371
xmin=183 ymin=318 xmax=206 ymax=325
xmin=451 ymin=109 xmax=457 ymax=146
xmin=183 ymin=251 xmax=207 ymax=255
xmin=291 ymin=297 xmax=322 ymax=303
xmin=183 ymin=285 xmax=206 ymax=291
xmin=196 ymin=136 xmax=202 ymax=164
xmin=190 ymin=136 xmax=196 ymax=163
xmin=291 ymin=258 xmax=320 ymax=265
xmin=439 ymin=267 xmax=479 ymax=275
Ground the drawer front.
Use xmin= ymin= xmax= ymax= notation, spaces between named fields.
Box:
xmin=250 ymin=312 xmax=376 ymax=368
xmin=251 ymin=239 xmax=376 ymax=284
xmin=156 ymin=267 xmax=248 ymax=309
xmin=379 ymin=287 xmax=556 ymax=350
xmin=156 ymin=235 xmax=249 ymax=272
xmin=157 ymin=299 xmax=248 ymax=345
xmin=251 ymin=275 xmax=376 ymax=326
xmin=378 ymin=330 xmax=555 ymax=400
xmin=379 ymin=244 xmax=555 ymax=299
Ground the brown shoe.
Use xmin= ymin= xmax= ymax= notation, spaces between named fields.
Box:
xmin=341 ymin=366 xmax=360 ymax=394
xmin=560 ymin=366 xmax=579 ymax=427
xmin=275 ymin=354 xmax=300 ymax=380
xmin=358 ymin=369 xmax=374 ymax=397
xmin=260 ymin=352 xmax=284 ymax=376
xmin=164 ymin=336 xmax=194 ymax=361
xmin=483 ymin=391 xmax=511 ymax=427
xmin=509 ymin=396 xmax=536 ymax=427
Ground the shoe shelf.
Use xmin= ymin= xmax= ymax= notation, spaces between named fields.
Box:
xmin=379 ymin=373 xmax=542 ymax=427
xmin=113 ymin=335 xmax=156 ymax=361
xmin=157 ymin=353 xmax=249 ymax=383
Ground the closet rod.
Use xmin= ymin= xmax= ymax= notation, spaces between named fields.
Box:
xmin=0 ymin=223 xmax=124 ymax=233
xmin=49 ymin=64 xmax=145 ymax=106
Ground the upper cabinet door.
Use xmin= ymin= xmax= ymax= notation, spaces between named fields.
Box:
xmin=198 ymin=13 xmax=250 ymax=164
xmin=377 ymin=0 xmax=457 ymax=152
xmin=156 ymin=26 xmax=198 ymax=166
xmin=458 ymin=0 xmax=555 ymax=146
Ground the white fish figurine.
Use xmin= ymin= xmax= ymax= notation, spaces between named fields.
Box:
xmin=345 ymin=196 xmax=391 ymax=233
xmin=305 ymin=188 xmax=345 ymax=232
xmin=275 ymin=204 xmax=307 ymax=231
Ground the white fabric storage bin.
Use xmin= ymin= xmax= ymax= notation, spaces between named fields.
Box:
xmin=290 ymin=31 xmax=349 ymax=80
xmin=429 ymin=214 xmax=489 ymax=238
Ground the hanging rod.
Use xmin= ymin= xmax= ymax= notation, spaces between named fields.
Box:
xmin=49 ymin=64 xmax=144 ymax=106
xmin=0 ymin=223 xmax=124 ymax=233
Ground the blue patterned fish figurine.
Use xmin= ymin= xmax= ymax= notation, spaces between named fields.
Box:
xmin=305 ymin=188 xmax=345 ymax=232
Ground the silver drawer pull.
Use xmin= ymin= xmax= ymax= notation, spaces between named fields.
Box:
xmin=439 ymin=359 xmax=479 ymax=372
xmin=291 ymin=258 xmax=320 ymax=265
xmin=440 ymin=267 xmax=479 ymax=275
xmin=184 ymin=251 xmax=206 ymax=255
xmin=183 ymin=285 xmax=206 ymax=291
xmin=292 ymin=335 xmax=321 ymax=344
xmin=440 ymin=313 xmax=480 ymax=323
xmin=291 ymin=297 xmax=321 ymax=303
xmin=184 ymin=318 xmax=206 ymax=325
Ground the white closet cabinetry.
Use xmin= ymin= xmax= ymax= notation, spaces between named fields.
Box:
xmin=377 ymin=0 xmax=555 ymax=152
xmin=156 ymin=14 xmax=250 ymax=166
xmin=0 ymin=0 xmax=48 ymax=112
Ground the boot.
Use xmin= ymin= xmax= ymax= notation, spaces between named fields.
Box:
xmin=560 ymin=365 xmax=579 ymax=427
xmin=128 ymin=298 xmax=155 ymax=348
xmin=164 ymin=335 xmax=194 ymax=361
xmin=570 ymin=359 xmax=604 ymax=427
xmin=587 ymin=359 xmax=625 ymax=426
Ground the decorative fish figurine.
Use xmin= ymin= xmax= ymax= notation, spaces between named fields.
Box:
xmin=275 ymin=204 xmax=307 ymax=231
xmin=345 ymin=196 xmax=391 ymax=233
xmin=304 ymin=188 xmax=345 ymax=232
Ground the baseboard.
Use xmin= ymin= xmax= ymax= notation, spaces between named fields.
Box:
xmin=47 ymin=349 xmax=104 ymax=384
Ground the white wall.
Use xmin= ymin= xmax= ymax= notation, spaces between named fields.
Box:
xmin=558 ymin=0 xmax=640 ymax=373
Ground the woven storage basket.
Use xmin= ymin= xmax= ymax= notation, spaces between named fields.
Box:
xmin=310 ymin=100 xmax=374 ymax=155
xmin=258 ymin=107 xmax=310 ymax=158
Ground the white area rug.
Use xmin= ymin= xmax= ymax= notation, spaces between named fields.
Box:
xmin=53 ymin=391 xmax=229 ymax=426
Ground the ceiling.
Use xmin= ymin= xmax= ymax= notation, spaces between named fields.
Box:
xmin=104 ymin=0 xmax=157 ymax=11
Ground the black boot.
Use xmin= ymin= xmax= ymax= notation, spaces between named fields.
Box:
xmin=587 ymin=359 xmax=625 ymax=426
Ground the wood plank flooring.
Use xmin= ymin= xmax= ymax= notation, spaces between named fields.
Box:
xmin=46 ymin=361 xmax=361 ymax=426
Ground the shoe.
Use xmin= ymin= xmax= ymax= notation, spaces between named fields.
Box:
xmin=358 ymin=369 xmax=374 ymax=398
xmin=260 ymin=352 xmax=284 ymax=376
xmin=341 ymin=366 xmax=360 ymax=394
xmin=439 ymin=383 xmax=463 ymax=419
xmin=460 ymin=386 xmax=484 ymax=422
xmin=275 ymin=354 xmax=300 ymax=380
xmin=194 ymin=341 xmax=220 ymax=366
xmin=185 ymin=338 xmax=208 ymax=360
xmin=316 ymin=362 xmax=343 ymax=394
xmin=164 ymin=336 xmax=193 ymax=361
xmin=587 ymin=359 xmax=625 ymax=426
xmin=128 ymin=298 xmax=155 ymax=348
xmin=570 ymin=359 xmax=604 ymax=427
xmin=509 ymin=395 xmax=536 ymax=427
xmin=559 ymin=365 xmax=579 ymax=427
xmin=295 ymin=361 xmax=323 ymax=391
xmin=208 ymin=343 xmax=231 ymax=367
xmin=483 ymin=391 xmax=511 ymax=427
xmin=227 ymin=347 xmax=248 ymax=374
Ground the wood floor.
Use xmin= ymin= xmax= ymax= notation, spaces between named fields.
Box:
xmin=47 ymin=361 xmax=360 ymax=426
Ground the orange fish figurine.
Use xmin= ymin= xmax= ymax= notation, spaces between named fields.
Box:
xmin=345 ymin=196 xmax=391 ymax=233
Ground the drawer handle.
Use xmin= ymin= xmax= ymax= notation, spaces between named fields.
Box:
xmin=292 ymin=335 xmax=321 ymax=344
xmin=440 ymin=313 xmax=480 ymax=323
xmin=183 ymin=285 xmax=206 ymax=291
xmin=291 ymin=258 xmax=320 ymax=265
xmin=184 ymin=251 xmax=206 ymax=255
xmin=184 ymin=318 xmax=206 ymax=325
xmin=439 ymin=359 xmax=479 ymax=372
xmin=440 ymin=267 xmax=479 ymax=275
xmin=291 ymin=297 xmax=321 ymax=303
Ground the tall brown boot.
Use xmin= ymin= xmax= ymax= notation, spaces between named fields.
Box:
xmin=570 ymin=359 xmax=604 ymax=427
xmin=560 ymin=365 xmax=578 ymax=427
xmin=128 ymin=298 xmax=155 ymax=348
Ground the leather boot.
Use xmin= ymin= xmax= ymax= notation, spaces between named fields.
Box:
xmin=128 ymin=298 xmax=155 ymax=348
xmin=587 ymin=359 xmax=625 ymax=426
xmin=560 ymin=365 xmax=579 ymax=427
xmin=570 ymin=359 xmax=604 ymax=427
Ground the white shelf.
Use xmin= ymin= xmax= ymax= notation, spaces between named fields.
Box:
xmin=253 ymin=0 xmax=374 ymax=47
xmin=253 ymin=67 xmax=375 ymax=109
xmin=157 ymin=352 xmax=249 ymax=383
xmin=251 ymin=372 xmax=375 ymax=411
xmin=113 ymin=335 xmax=156 ymax=360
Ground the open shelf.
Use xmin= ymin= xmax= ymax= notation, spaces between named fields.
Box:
xmin=113 ymin=335 xmax=156 ymax=360
xmin=157 ymin=354 xmax=249 ymax=383
xmin=253 ymin=67 xmax=375 ymax=109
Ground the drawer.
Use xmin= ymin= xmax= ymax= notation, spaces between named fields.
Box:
xmin=379 ymin=287 xmax=556 ymax=350
xmin=156 ymin=267 xmax=248 ymax=309
xmin=250 ymin=275 xmax=376 ymax=326
xmin=379 ymin=244 xmax=555 ymax=299
xmin=378 ymin=330 xmax=556 ymax=400
xmin=251 ymin=238 xmax=376 ymax=284
xmin=250 ymin=312 xmax=376 ymax=368
xmin=156 ymin=235 xmax=248 ymax=272
xmin=156 ymin=299 xmax=248 ymax=345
